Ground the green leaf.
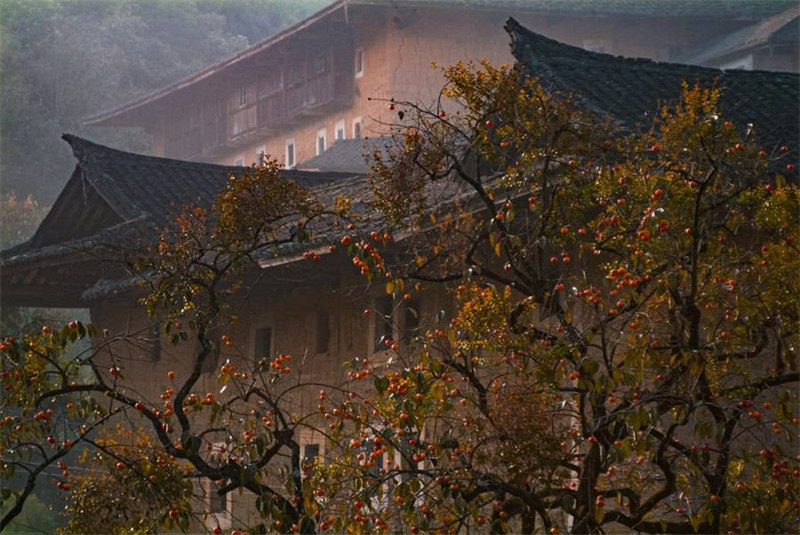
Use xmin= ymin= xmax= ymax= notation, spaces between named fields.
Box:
xmin=374 ymin=375 xmax=389 ymax=394
xmin=595 ymin=507 xmax=606 ymax=524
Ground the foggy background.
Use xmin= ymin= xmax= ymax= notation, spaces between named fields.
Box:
xmin=0 ymin=0 xmax=328 ymax=224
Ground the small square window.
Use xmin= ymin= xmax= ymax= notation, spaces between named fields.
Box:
xmin=285 ymin=139 xmax=295 ymax=168
xmin=355 ymin=47 xmax=364 ymax=78
xmin=316 ymin=128 xmax=327 ymax=155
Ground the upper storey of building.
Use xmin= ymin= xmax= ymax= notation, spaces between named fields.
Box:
xmin=83 ymin=0 xmax=799 ymax=168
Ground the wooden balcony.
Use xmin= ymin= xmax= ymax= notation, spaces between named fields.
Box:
xmin=229 ymin=103 xmax=258 ymax=140
xmin=257 ymin=91 xmax=286 ymax=128
xmin=163 ymin=58 xmax=352 ymax=160
xmin=286 ymin=71 xmax=338 ymax=117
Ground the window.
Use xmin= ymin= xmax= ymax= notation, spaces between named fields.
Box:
xmin=200 ymin=327 xmax=222 ymax=373
xmin=335 ymin=119 xmax=346 ymax=141
xmin=302 ymin=441 xmax=322 ymax=477
xmin=352 ymin=117 xmax=362 ymax=139
xmin=256 ymin=146 xmax=266 ymax=166
xmin=362 ymin=437 xmax=385 ymax=478
xmin=285 ymin=139 xmax=295 ymax=168
xmin=238 ymin=85 xmax=248 ymax=108
xmin=206 ymin=445 xmax=232 ymax=530
xmin=254 ymin=326 xmax=272 ymax=366
xmin=304 ymin=443 xmax=320 ymax=463
xmin=403 ymin=298 xmax=422 ymax=345
xmin=209 ymin=488 xmax=228 ymax=514
xmin=373 ymin=295 xmax=394 ymax=351
xmin=316 ymin=128 xmax=327 ymax=155
xmin=315 ymin=310 xmax=330 ymax=354
xmin=354 ymin=47 xmax=364 ymax=78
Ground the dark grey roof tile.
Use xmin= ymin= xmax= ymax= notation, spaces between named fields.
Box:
xmin=507 ymin=18 xmax=800 ymax=171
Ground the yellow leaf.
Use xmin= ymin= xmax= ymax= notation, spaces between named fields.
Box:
xmin=386 ymin=281 xmax=395 ymax=295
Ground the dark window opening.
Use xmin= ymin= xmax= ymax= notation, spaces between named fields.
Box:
xmin=201 ymin=328 xmax=221 ymax=373
xmin=254 ymin=327 xmax=272 ymax=365
xmin=303 ymin=443 xmax=321 ymax=476
xmin=316 ymin=311 xmax=330 ymax=354
xmin=210 ymin=489 xmax=227 ymax=514
xmin=374 ymin=296 xmax=394 ymax=351
xmin=403 ymin=299 xmax=421 ymax=344
xmin=286 ymin=142 xmax=295 ymax=167
xmin=355 ymin=47 xmax=364 ymax=77
xmin=317 ymin=132 xmax=326 ymax=155
xmin=304 ymin=443 xmax=320 ymax=463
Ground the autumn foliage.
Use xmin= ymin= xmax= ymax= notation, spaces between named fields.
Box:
xmin=1 ymin=61 xmax=798 ymax=535
xmin=319 ymin=61 xmax=800 ymax=534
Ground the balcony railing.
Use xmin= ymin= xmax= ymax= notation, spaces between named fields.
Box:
xmin=257 ymin=91 xmax=286 ymax=127
xmin=163 ymin=71 xmax=351 ymax=160
xmin=285 ymin=72 xmax=336 ymax=117
xmin=229 ymin=103 xmax=258 ymax=139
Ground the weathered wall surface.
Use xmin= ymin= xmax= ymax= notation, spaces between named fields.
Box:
xmin=89 ymin=258 xmax=452 ymax=529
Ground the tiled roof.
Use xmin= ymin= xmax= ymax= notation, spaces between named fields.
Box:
xmin=680 ymin=6 xmax=800 ymax=66
xmin=298 ymin=138 xmax=396 ymax=174
xmin=507 ymin=18 xmax=800 ymax=170
xmin=1 ymin=136 xmax=360 ymax=267
xmin=61 ymin=135 xmax=354 ymax=225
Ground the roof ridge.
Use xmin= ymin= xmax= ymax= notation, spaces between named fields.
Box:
xmin=61 ymin=134 xmax=244 ymax=172
xmin=505 ymin=17 xmax=800 ymax=78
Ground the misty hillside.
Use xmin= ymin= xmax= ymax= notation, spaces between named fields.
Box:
xmin=0 ymin=0 xmax=329 ymax=205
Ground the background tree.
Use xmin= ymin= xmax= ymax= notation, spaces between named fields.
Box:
xmin=317 ymin=61 xmax=800 ymax=534
xmin=61 ymin=425 xmax=192 ymax=535
xmin=0 ymin=0 xmax=327 ymax=204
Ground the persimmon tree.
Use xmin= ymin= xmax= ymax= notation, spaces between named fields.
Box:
xmin=61 ymin=425 xmax=191 ymax=534
xmin=1 ymin=160 xmax=349 ymax=533
xmin=317 ymin=61 xmax=800 ymax=534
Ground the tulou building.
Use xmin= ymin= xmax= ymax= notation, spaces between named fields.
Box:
xmin=2 ymin=1 xmax=798 ymax=531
